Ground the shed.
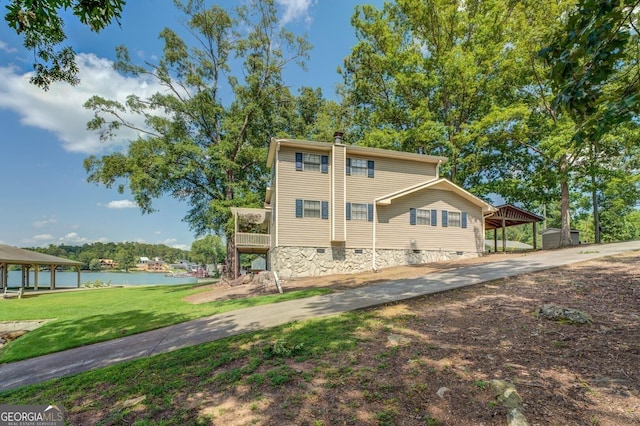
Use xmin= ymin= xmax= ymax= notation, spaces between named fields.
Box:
xmin=541 ymin=228 xmax=581 ymax=249
xmin=0 ymin=245 xmax=83 ymax=290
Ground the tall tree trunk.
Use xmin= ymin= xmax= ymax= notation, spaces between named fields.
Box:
xmin=225 ymin=170 xmax=236 ymax=279
xmin=592 ymin=173 xmax=600 ymax=244
xmin=591 ymin=139 xmax=601 ymax=244
xmin=226 ymin=233 xmax=236 ymax=279
xmin=559 ymin=155 xmax=573 ymax=246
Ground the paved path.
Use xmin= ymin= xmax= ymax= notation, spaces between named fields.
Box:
xmin=2 ymin=241 xmax=639 ymax=392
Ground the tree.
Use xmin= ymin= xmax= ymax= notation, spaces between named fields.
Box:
xmin=190 ymin=235 xmax=225 ymax=267
xmin=4 ymin=0 xmax=126 ymax=89
xmin=88 ymin=258 xmax=102 ymax=271
xmin=540 ymin=0 xmax=640 ymax=243
xmin=84 ymin=0 xmax=311 ymax=277
xmin=340 ymin=0 xmax=640 ymax=248
xmin=340 ymin=0 xmax=555 ymax=192
xmin=114 ymin=246 xmax=135 ymax=271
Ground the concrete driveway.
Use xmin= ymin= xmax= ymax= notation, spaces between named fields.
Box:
xmin=1 ymin=241 xmax=639 ymax=392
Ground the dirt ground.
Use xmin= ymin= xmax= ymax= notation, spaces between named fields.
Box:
xmin=183 ymin=251 xmax=640 ymax=425
xmin=184 ymin=252 xmax=520 ymax=303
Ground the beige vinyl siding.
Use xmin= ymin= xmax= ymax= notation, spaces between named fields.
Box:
xmin=332 ymin=145 xmax=346 ymax=241
xmin=270 ymin=189 xmax=277 ymax=249
xmin=345 ymin=218 xmax=373 ymax=248
xmin=376 ymin=189 xmax=484 ymax=252
xmin=276 ymin=146 xmax=332 ymax=247
xmin=345 ymin=155 xmax=438 ymax=199
xmin=344 ymin=155 xmax=438 ymax=248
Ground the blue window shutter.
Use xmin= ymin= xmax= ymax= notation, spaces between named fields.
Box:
xmin=410 ymin=208 xmax=416 ymax=225
xmin=462 ymin=212 xmax=468 ymax=228
xmin=346 ymin=203 xmax=351 ymax=220
xmin=367 ymin=160 xmax=375 ymax=178
xmin=295 ymin=152 xmax=303 ymax=171
xmin=321 ymin=155 xmax=328 ymax=173
xmin=442 ymin=210 xmax=448 ymax=227
xmin=431 ymin=209 xmax=438 ymax=226
xmin=295 ymin=199 xmax=303 ymax=218
xmin=346 ymin=158 xmax=351 ymax=175
xmin=322 ymin=201 xmax=329 ymax=219
xmin=368 ymin=204 xmax=374 ymax=222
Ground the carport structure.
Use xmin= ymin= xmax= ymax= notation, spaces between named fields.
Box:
xmin=485 ymin=204 xmax=544 ymax=252
xmin=0 ymin=245 xmax=83 ymax=290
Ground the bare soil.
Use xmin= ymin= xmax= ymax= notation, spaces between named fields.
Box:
xmin=183 ymin=251 xmax=640 ymax=425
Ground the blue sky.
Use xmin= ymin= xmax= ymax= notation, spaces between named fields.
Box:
xmin=0 ymin=0 xmax=381 ymax=250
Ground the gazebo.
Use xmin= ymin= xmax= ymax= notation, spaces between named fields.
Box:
xmin=0 ymin=245 xmax=83 ymax=291
xmin=485 ymin=204 xmax=544 ymax=252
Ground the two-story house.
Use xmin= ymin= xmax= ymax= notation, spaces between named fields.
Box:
xmin=232 ymin=134 xmax=496 ymax=279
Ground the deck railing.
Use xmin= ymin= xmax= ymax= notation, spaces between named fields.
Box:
xmin=236 ymin=232 xmax=270 ymax=248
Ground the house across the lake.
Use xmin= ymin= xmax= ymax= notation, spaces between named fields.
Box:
xmin=232 ymin=133 xmax=497 ymax=279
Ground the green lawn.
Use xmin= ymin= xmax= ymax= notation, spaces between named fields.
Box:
xmin=0 ymin=312 xmax=369 ymax=425
xmin=0 ymin=284 xmax=331 ymax=363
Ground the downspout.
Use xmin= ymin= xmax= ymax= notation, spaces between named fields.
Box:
xmin=371 ymin=195 xmax=386 ymax=272
xmin=372 ymin=201 xmax=377 ymax=272
xmin=275 ymin=141 xmax=280 ymax=248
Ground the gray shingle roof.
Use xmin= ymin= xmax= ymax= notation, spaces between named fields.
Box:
xmin=0 ymin=245 xmax=83 ymax=266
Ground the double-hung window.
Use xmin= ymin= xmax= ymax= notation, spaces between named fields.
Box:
xmin=304 ymin=200 xmax=321 ymax=218
xmin=416 ymin=209 xmax=430 ymax=225
xmin=296 ymin=199 xmax=329 ymax=219
xmin=346 ymin=202 xmax=374 ymax=221
xmin=295 ymin=152 xmax=328 ymax=173
xmin=346 ymin=158 xmax=375 ymax=177
xmin=409 ymin=208 xmax=438 ymax=226
xmin=448 ymin=211 xmax=461 ymax=227
xmin=442 ymin=211 xmax=467 ymax=228
xmin=350 ymin=203 xmax=368 ymax=220
xmin=351 ymin=159 xmax=367 ymax=176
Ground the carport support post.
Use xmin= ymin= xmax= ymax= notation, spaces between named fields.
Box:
xmin=493 ymin=229 xmax=498 ymax=253
xmin=502 ymin=217 xmax=507 ymax=252
xmin=50 ymin=264 xmax=55 ymax=290
xmin=533 ymin=222 xmax=537 ymax=250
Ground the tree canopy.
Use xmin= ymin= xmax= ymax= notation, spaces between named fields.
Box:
xmin=84 ymin=0 xmax=313 ymax=275
xmin=339 ymin=0 xmax=640 ymax=247
xmin=74 ymin=0 xmax=640 ymax=267
xmin=4 ymin=0 xmax=126 ymax=89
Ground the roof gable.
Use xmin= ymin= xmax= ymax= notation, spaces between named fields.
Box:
xmin=375 ymin=178 xmax=496 ymax=213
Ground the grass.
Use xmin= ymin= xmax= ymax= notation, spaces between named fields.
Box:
xmin=0 ymin=284 xmax=331 ymax=362
xmin=0 ymin=312 xmax=370 ymax=424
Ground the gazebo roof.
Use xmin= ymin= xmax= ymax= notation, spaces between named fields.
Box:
xmin=0 ymin=245 xmax=83 ymax=267
xmin=485 ymin=204 xmax=544 ymax=230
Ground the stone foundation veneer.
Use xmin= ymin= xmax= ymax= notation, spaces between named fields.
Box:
xmin=270 ymin=246 xmax=480 ymax=279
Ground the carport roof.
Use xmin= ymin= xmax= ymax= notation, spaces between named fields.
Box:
xmin=485 ymin=204 xmax=544 ymax=230
xmin=0 ymin=244 xmax=83 ymax=266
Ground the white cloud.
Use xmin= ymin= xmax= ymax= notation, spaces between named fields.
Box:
xmin=59 ymin=232 xmax=91 ymax=244
xmin=0 ymin=41 xmax=17 ymax=54
xmin=33 ymin=218 xmax=57 ymax=228
xmin=32 ymin=234 xmax=55 ymax=241
xmin=276 ymin=0 xmax=315 ymax=25
xmin=103 ymin=200 xmax=138 ymax=209
xmin=0 ymin=53 xmax=166 ymax=154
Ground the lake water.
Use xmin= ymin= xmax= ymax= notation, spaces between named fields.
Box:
xmin=6 ymin=271 xmax=198 ymax=288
